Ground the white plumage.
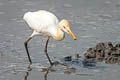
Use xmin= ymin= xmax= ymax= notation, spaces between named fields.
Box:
xmin=23 ymin=10 xmax=76 ymax=65
xmin=23 ymin=10 xmax=59 ymax=37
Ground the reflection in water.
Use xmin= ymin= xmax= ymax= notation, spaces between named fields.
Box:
xmin=24 ymin=61 xmax=69 ymax=80
xmin=61 ymin=55 xmax=97 ymax=68
xmin=44 ymin=69 xmax=49 ymax=80
xmin=42 ymin=61 xmax=94 ymax=80
xmin=24 ymin=63 xmax=32 ymax=80
xmin=24 ymin=60 xmax=111 ymax=80
xmin=44 ymin=66 xmax=52 ymax=80
xmin=42 ymin=61 xmax=69 ymax=80
xmin=82 ymin=60 xmax=97 ymax=68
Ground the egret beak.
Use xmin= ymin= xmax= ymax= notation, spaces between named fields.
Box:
xmin=69 ymin=31 xmax=77 ymax=40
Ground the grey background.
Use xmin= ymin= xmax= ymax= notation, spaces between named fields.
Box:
xmin=0 ymin=0 xmax=120 ymax=80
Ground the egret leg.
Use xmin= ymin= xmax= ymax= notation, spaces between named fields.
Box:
xmin=44 ymin=37 xmax=53 ymax=66
xmin=24 ymin=37 xmax=32 ymax=63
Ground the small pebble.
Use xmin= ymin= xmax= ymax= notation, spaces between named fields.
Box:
xmin=64 ymin=71 xmax=72 ymax=74
xmin=39 ymin=68 xmax=48 ymax=72
xmin=74 ymin=54 xmax=79 ymax=60
xmin=105 ymin=41 xmax=113 ymax=49
xmin=96 ymin=42 xmax=105 ymax=50
xmin=64 ymin=56 xmax=72 ymax=61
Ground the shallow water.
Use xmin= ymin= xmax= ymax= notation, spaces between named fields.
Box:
xmin=0 ymin=0 xmax=120 ymax=80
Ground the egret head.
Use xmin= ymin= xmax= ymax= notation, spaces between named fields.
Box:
xmin=59 ymin=19 xmax=77 ymax=40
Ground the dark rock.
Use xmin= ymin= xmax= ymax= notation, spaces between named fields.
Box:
xmin=84 ymin=48 xmax=96 ymax=59
xmin=82 ymin=59 xmax=96 ymax=67
xmin=104 ymin=48 xmax=112 ymax=57
xmin=96 ymin=57 xmax=104 ymax=62
xmin=96 ymin=42 xmax=105 ymax=50
xmin=111 ymin=50 xmax=120 ymax=57
xmin=74 ymin=54 xmax=80 ymax=60
xmin=96 ymin=50 xmax=105 ymax=58
xmin=87 ymin=48 xmax=95 ymax=52
xmin=105 ymin=57 xmax=120 ymax=64
xmin=105 ymin=41 xmax=113 ymax=49
xmin=84 ymin=41 xmax=120 ymax=64
xmin=115 ymin=43 xmax=120 ymax=50
xmin=64 ymin=56 xmax=72 ymax=61
xmin=84 ymin=52 xmax=96 ymax=59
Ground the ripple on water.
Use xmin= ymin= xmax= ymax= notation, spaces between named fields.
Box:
xmin=22 ymin=8 xmax=28 ymax=12
xmin=24 ymin=1 xmax=36 ymax=6
xmin=0 ymin=12 xmax=5 ymax=14
xmin=81 ymin=35 xmax=93 ymax=38
xmin=0 ymin=23 xmax=3 ymax=26
xmin=8 ymin=0 xmax=17 ymax=3
xmin=11 ymin=18 xmax=17 ymax=21
xmin=63 ymin=4 xmax=72 ymax=8
xmin=16 ymin=19 xmax=24 ymax=23
xmin=0 ymin=2 xmax=3 ymax=6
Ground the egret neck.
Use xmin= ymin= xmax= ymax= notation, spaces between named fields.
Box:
xmin=52 ymin=25 xmax=65 ymax=41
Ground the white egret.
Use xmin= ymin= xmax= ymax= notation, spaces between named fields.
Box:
xmin=23 ymin=10 xmax=76 ymax=65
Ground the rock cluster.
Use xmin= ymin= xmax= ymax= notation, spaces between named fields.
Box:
xmin=84 ymin=41 xmax=120 ymax=64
